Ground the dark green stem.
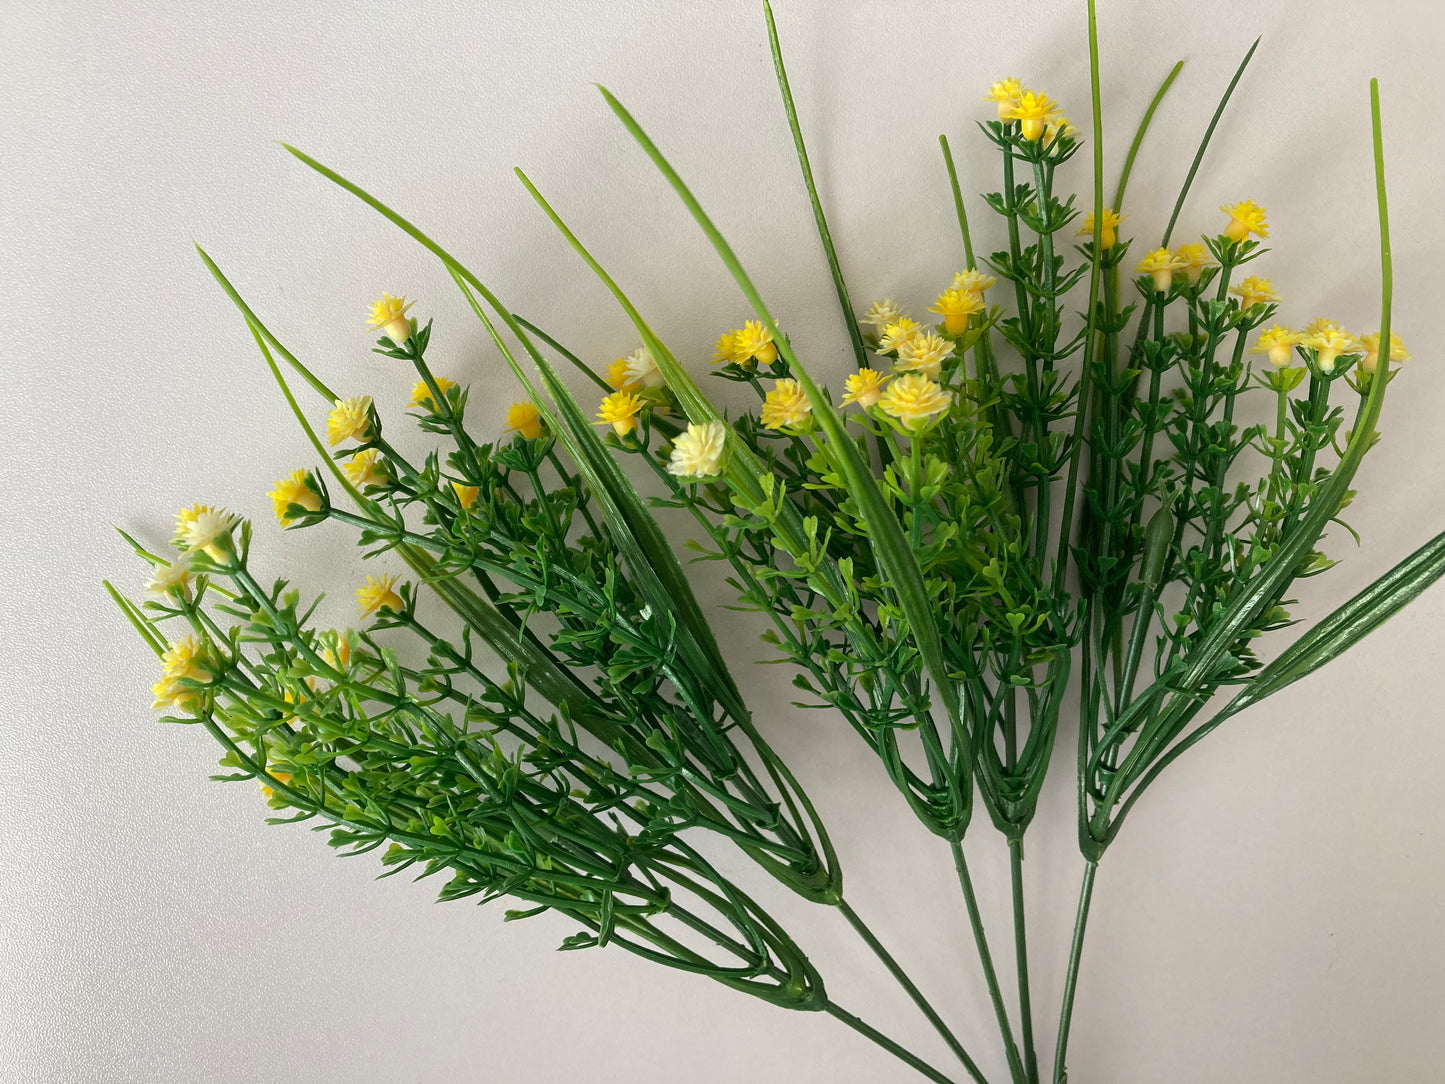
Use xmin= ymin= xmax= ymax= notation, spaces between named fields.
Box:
xmin=824 ymin=1001 xmax=966 ymax=1084
xmin=1009 ymin=838 xmax=1040 ymax=1084
xmin=949 ymin=841 xmax=1027 ymax=1084
xmin=1052 ymin=861 xmax=1099 ymax=1084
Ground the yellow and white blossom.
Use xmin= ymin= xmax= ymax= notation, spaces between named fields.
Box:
xmin=1301 ymin=323 xmax=1358 ymax=373
xmin=144 ymin=556 xmax=192 ymax=600
xmin=356 ymin=573 xmax=404 ymax=617
xmin=1230 ymin=276 xmax=1279 ymax=311
xmin=326 ymin=396 xmax=373 ymax=446
xmin=595 ymin=390 xmax=646 ymax=437
xmin=861 ymin=300 xmax=905 ymax=338
xmin=604 ymin=357 xmax=637 ymax=390
xmin=367 ymin=292 xmax=415 ymax=343
xmin=178 ymin=506 xmax=239 ymax=560
xmin=879 ymin=373 xmax=951 ymax=430
xmin=733 ymin=321 xmax=779 ymax=366
xmin=983 ymin=77 xmax=1023 ymax=121
xmin=761 ymin=379 xmax=813 ymax=431
xmin=1251 ymin=325 xmax=1303 ymax=369
xmin=623 ymin=347 xmax=665 ymax=389
xmin=713 ymin=331 xmax=742 ymax=366
xmin=1135 ymin=248 xmax=1186 ymax=293
xmin=878 ymin=317 xmax=925 ymax=354
xmin=1173 ymin=242 xmax=1216 ymax=284
xmin=896 ymin=330 xmax=955 ymax=381
xmin=1359 ymin=331 xmax=1411 ymax=373
xmin=409 ymin=376 xmax=457 ymax=410
xmin=1077 ymin=208 xmax=1123 ymax=251
xmin=951 ymin=270 xmax=997 ymax=301
xmin=666 ymin=420 xmax=728 ymax=479
xmin=1219 ymin=200 xmax=1269 ymax=242
xmin=1005 ymin=91 xmax=1058 ymax=141
xmin=840 ymin=368 xmax=891 ymax=409
xmin=268 ymin=469 xmax=321 ymax=527
xmin=344 ymin=449 xmax=387 ymax=488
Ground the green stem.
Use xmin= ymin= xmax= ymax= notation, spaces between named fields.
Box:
xmin=836 ymin=900 xmax=990 ymax=1084
xmin=949 ymin=840 xmax=1027 ymax=1084
xmin=1052 ymin=861 xmax=1099 ymax=1084
xmin=1009 ymin=838 xmax=1040 ymax=1084
xmin=824 ymin=1001 xmax=967 ymax=1084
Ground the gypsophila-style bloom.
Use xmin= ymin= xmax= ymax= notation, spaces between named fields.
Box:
xmin=624 ymin=347 xmax=665 ymax=389
xmin=761 ymin=379 xmax=813 ymax=430
xmin=1077 ymin=208 xmax=1123 ymax=250
xmin=861 ymin=300 xmax=905 ymax=337
xmin=344 ymin=449 xmax=386 ymax=488
xmin=666 ymin=420 xmax=728 ymax=479
xmin=144 ymin=556 xmax=192 ymax=600
xmin=1135 ymin=248 xmax=1187 ymax=293
xmin=984 ymin=77 xmax=1023 ymax=121
xmin=356 ymin=573 xmax=404 ymax=617
xmin=1230 ymin=276 xmax=1279 ymax=310
xmin=1359 ymin=331 xmax=1411 ymax=373
xmin=879 ymin=373 xmax=951 ymax=430
xmin=734 ymin=321 xmax=779 ymax=366
xmin=928 ymin=289 xmax=984 ymax=335
xmin=713 ymin=331 xmax=741 ymax=366
xmin=951 ymin=270 xmax=997 ymax=300
xmin=896 ymin=331 xmax=956 ymax=381
xmin=179 ymin=506 xmax=239 ymax=560
xmin=1005 ymin=91 xmax=1058 ymax=141
xmin=504 ymin=401 xmax=543 ymax=440
xmin=452 ymin=482 xmax=479 ymax=510
xmin=409 ymin=376 xmax=457 ymax=409
xmin=268 ymin=469 xmax=321 ymax=527
xmin=878 ymin=318 xmax=925 ymax=354
xmin=841 ymin=368 xmax=891 ymax=409
xmin=1173 ymin=242 xmax=1216 ymax=284
xmin=327 ymin=396 xmax=373 ymax=446
xmin=595 ymin=390 xmax=646 ymax=437
xmin=1220 ymin=200 xmax=1269 ymax=242
xmin=1251 ymin=325 xmax=1303 ymax=368
xmin=152 ymin=636 xmax=212 ymax=714
xmin=367 ymin=293 xmax=415 ymax=343
xmin=1302 ymin=323 xmax=1359 ymax=373
xmin=605 ymin=357 xmax=636 ymax=390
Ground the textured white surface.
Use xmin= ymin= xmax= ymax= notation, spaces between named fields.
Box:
xmin=3 ymin=1 xmax=1444 ymax=1081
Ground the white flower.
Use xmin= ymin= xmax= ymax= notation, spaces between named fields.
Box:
xmin=145 ymin=556 xmax=192 ymax=599
xmin=624 ymin=347 xmax=664 ymax=389
xmin=666 ymin=420 xmax=728 ymax=479
xmin=181 ymin=508 xmax=240 ymax=559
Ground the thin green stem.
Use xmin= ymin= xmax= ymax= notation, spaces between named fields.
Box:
xmin=1009 ymin=838 xmax=1039 ymax=1084
xmin=1052 ymin=860 xmax=1099 ymax=1084
xmin=949 ymin=840 xmax=1026 ymax=1084
xmin=836 ymin=899 xmax=990 ymax=1084
xmin=823 ymin=1001 xmax=966 ymax=1084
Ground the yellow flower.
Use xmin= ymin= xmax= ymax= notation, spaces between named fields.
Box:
xmin=595 ymin=390 xmax=645 ymax=437
xmin=144 ymin=556 xmax=192 ymax=600
xmin=1173 ymin=242 xmax=1216 ymax=284
xmin=1077 ymin=208 xmax=1124 ymax=251
xmin=1219 ymin=200 xmax=1269 ymax=242
xmin=604 ymin=357 xmax=636 ymax=390
xmin=861 ymin=300 xmax=905 ymax=337
xmin=153 ymin=636 xmax=212 ymax=713
xmin=1305 ymin=317 xmax=1347 ymax=338
xmin=1005 ymin=91 xmax=1059 ymax=141
xmin=1251 ymin=325 xmax=1303 ymax=369
xmin=928 ymin=288 xmax=984 ymax=335
xmin=173 ymin=503 xmax=213 ymax=543
xmin=452 ymin=482 xmax=479 ymax=510
xmin=323 ymin=634 xmax=353 ymax=673
xmin=896 ymin=330 xmax=956 ymax=381
xmin=1359 ymin=331 xmax=1411 ymax=373
xmin=1135 ymin=247 xmax=1187 ymax=293
xmin=504 ymin=401 xmax=543 ymax=440
xmin=623 ymin=347 xmax=664 ymax=389
xmin=409 ymin=376 xmax=457 ymax=409
xmin=951 ymin=270 xmax=997 ymax=301
xmin=1301 ymin=324 xmax=1359 ymax=373
xmin=1230 ymin=276 xmax=1279 ymax=310
xmin=734 ymin=321 xmax=778 ymax=366
xmin=879 ymin=373 xmax=951 ymax=430
xmin=713 ymin=331 xmax=742 ymax=366
xmin=1045 ymin=111 xmax=1077 ymax=142
xmin=326 ymin=396 xmax=373 ymax=446
xmin=356 ymin=573 xmax=404 ymax=617
xmin=367 ymin=292 xmax=416 ymax=343
xmin=259 ymin=769 xmax=294 ymax=802
xmin=179 ymin=506 xmax=239 ymax=560
xmin=840 ymin=368 xmax=892 ymax=409
xmin=267 ymin=469 xmax=321 ymax=527
xmin=984 ymin=77 xmax=1023 ymax=121
xmin=666 ymin=420 xmax=728 ymax=478
xmin=878 ymin=318 xmax=925 ymax=354
xmin=344 ymin=449 xmax=387 ymax=488
xmin=760 ymin=379 xmax=813 ymax=430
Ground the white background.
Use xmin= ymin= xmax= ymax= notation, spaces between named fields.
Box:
xmin=3 ymin=1 xmax=1444 ymax=1081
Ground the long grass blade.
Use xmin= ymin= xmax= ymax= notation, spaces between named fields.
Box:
xmin=1112 ymin=60 xmax=1184 ymax=214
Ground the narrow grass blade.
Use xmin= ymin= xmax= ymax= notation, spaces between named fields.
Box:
xmin=1113 ymin=60 xmax=1184 ymax=214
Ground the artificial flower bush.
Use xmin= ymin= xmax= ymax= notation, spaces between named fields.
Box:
xmin=109 ymin=3 xmax=1438 ymax=1081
